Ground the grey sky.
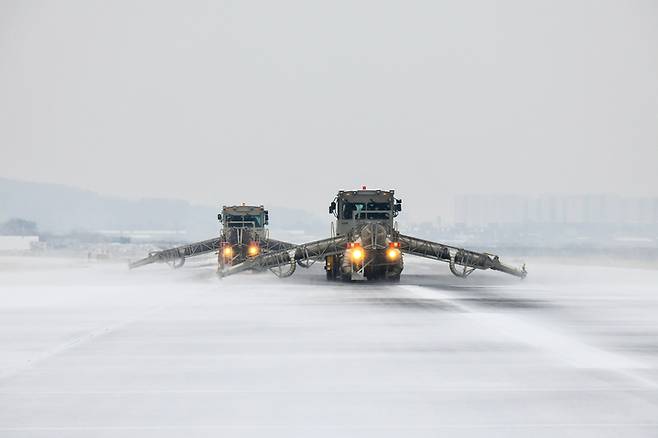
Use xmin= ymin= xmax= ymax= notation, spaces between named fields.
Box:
xmin=1 ymin=0 xmax=657 ymax=222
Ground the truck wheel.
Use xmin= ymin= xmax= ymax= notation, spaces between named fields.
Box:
xmin=325 ymin=256 xmax=338 ymax=281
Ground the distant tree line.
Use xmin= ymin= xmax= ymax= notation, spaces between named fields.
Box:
xmin=0 ymin=218 xmax=39 ymax=236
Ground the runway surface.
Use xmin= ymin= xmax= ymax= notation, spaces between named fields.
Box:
xmin=1 ymin=255 xmax=657 ymax=437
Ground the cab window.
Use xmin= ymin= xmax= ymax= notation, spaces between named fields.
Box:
xmin=226 ymin=215 xmax=262 ymax=227
xmin=341 ymin=201 xmax=391 ymax=220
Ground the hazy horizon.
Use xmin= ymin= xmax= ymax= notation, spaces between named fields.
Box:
xmin=2 ymin=0 xmax=657 ymax=223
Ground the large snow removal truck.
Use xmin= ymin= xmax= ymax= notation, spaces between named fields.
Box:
xmin=129 ymin=205 xmax=294 ymax=270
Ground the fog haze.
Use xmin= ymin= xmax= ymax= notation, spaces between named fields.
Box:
xmin=1 ymin=0 xmax=657 ymax=221
xmin=2 ymin=5 xmax=658 ymax=433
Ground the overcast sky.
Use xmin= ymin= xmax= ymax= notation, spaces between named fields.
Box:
xmin=1 ymin=0 xmax=657 ymax=222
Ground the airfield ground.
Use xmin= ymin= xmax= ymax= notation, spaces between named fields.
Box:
xmin=1 ymin=255 xmax=657 ymax=437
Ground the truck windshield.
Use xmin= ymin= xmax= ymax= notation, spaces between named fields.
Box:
xmin=341 ymin=201 xmax=391 ymax=220
xmin=226 ymin=215 xmax=262 ymax=227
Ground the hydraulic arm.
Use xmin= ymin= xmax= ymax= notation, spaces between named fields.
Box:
xmin=398 ymin=234 xmax=527 ymax=278
xmin=219 ymin=235 xmax=348 ymax=278
xmin=129 ymin=236 xmax=222 ymax=269
xmin=129 ymin=236 xmax=295 ymax=270
xmin=221 ymin=232 xmax=526 ymax=280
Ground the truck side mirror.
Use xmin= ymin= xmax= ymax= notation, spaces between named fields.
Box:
xmin=217 ymin=214 xmax=222 ymax=221
xmin=329 ymin=202 xmax=336 ymax=214
xmin=264 ymin=211 xmax=269 ymax=224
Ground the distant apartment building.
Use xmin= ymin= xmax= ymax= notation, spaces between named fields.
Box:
xmin=455 ymin=195 xmax=658 ymax=227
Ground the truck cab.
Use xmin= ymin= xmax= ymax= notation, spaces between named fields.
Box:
xmin=217 ymin=205 xmax=269 ymax=266
xmin=329 ymin=189 xmax=401 ymax=236
xmin=218 ymin=205 xmax=268 ymax=232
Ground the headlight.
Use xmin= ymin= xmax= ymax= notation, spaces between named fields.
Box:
xmin=386 ymin=248 xmax=401 ymax=260
xmin=247 ymin=244 xmax=260 ymax=257
xmin=347 ymin=242 xmax=365 ymax=263
xmin=351 ymin=247 xmax=364 ymax=262
xmin=223 ymin=246 xmax=234 ymax=257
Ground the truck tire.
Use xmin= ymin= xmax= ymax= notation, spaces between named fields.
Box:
xmin=388 ymin=273 xmax=401 ymax=282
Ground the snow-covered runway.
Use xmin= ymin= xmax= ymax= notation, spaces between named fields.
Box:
xmin=1 ymin=256 xmax=657 ymax=437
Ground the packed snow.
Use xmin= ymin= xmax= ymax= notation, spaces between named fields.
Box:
xmin=1 ymin=255 xmax=657 ymax=437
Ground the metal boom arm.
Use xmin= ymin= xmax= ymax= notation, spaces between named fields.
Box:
xmin=219 ymin=235 xmax=348 ymax=278
xmin=129 ymin=236 xmax=222 ymax=269
xmin=129 ymin=236 xmax=295 ymax=269
xmin=398 ymin=234 xmax=526 ymax=278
